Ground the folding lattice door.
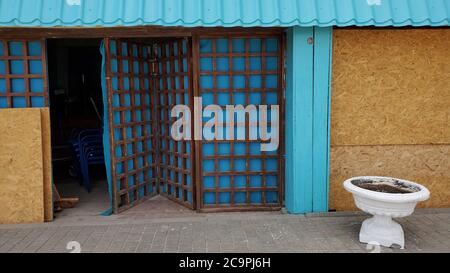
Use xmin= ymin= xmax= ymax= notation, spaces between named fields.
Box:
xmin=104 ymin=35 xmax=284 ymax=213
xmin=154 ymin=39 xmax=195 ymax=209
xmin=0 ymin=39 xmax=48 ymax=108
xmin=195 ymin=35 xmax=284 ymax=211
xmin=103 ymin=39 xmax=158 ymax=213
xmin=104 ymin=38 xmax=195 ymax=212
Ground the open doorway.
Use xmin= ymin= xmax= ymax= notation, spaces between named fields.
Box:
xmin=45 ymin=33 xmax=284 ymax=217
xmin=47 ymin=39 xmax=110 ymax=217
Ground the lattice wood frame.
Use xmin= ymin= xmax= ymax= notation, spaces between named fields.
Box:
xmin=104 ymin=38 xmax=158 ymax=213
xmin=194 ymin=34 xmax=285 ymax=212
xmin=0 ymin=39 xmax=48 ymax=108
xmin=154 ymin=38 xmax=195 ymax=209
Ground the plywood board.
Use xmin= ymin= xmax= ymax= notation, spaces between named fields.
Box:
xmin=329 ymin=145 xmax=450 ymax=211
xmin=40 ymin=108 xmax=53 ymax=222
xmin=0 ymin=108 xmax=44 ymax=224
xmin=331 ymin=29 xmax=450 ymax=146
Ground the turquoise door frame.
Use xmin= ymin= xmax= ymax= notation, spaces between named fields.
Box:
xmin=285 ymin=26 xmax=333 ymax=214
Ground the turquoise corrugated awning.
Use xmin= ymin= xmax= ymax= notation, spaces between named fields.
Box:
xmin=0 ymin=0 xmax=449 ymax=27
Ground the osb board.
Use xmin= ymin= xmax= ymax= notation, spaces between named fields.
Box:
xmin=0 ymin=108 xmax=44 ymax=224
xmin=331 ymin=29 xmax=450 ymax=146
xmin=329 ymin=145 xmax=450 ymax=211
xmin=40 ymin=108 xmax=53 ymax=222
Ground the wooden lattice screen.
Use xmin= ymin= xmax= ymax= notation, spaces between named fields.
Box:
xmin=0 ymin=39 xmax=48 ymax=108
xmin=104 ymin=39 xmax=158 ymax=213
xmin=104 ymin=38 xmax=195 ymax=212
xmin=195 ymin=35 xmax=285 ymax=211
xmin=155 ymin=38 xmax=195 ymax=209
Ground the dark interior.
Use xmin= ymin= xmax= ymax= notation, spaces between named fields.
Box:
xmin=47 ymin=39 xmax=103 ymax=146
xmin=47 ymin=39 xmax=109 ymax=212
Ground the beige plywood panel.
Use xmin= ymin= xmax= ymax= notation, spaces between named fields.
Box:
xmin=331 ymin=29 xmax=450 ymax=146
xmin=40 ymin=108 xmax=53 ymax=222
xmin=0 ymin=108 xmax=44 ymax=224
xmin=329 ymin=145 xmax=450 ymax=211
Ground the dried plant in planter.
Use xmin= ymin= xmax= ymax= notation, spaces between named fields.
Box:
xmin=351 ymin=178 xmax=420 ymax=194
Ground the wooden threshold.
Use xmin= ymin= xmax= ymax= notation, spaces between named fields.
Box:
xmin=198 ymin=206 xmax=282 ymax=213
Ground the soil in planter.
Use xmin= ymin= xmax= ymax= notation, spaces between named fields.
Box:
xmin=351 ymin=178 xmax=420 ymax=194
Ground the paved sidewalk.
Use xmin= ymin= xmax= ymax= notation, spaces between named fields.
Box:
xmin=0 ymin=208 xmax=449 ymax=253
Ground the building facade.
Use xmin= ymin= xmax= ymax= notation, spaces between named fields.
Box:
xmin=0 ymin=0 xmax=449 ymax=223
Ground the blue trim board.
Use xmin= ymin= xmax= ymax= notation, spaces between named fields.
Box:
xmin=285 ymin=26 xmax=314 ymax=213
xmin=312 ymin=27 xmax=332 ymax=212
xmin=285 ymin=26 xmax=333 ymax=214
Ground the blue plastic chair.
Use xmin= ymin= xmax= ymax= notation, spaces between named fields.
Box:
xmin=69 ymin=129 xmax=104 ymax=192
xmin=79 ymin=135 xmax=104 ymax=192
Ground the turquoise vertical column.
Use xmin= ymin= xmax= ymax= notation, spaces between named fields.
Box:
xmin=285 ymin=27 xmax=314 ymax=213
xmin=312 ymin=27 xmax=333 ymax=212
xmin=285 ymin=26 xmax=333 ymax=214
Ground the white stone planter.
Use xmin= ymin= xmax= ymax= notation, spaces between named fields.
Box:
xmin=343 ymin=176 xmax=430 ymax=249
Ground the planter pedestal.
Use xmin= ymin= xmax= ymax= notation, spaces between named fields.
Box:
xmin=343 ymin=176 xmax=430 ymax=250
xmin=360 ymin=215 xmax=404 ymax=249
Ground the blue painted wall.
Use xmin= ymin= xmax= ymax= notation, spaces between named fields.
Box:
xmin=285 ymin=26 xmax=333 ymax=214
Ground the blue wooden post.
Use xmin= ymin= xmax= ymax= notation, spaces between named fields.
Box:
xmin=285 ymin=26 xmax=333 ymax=214
xmin=312 ymin=27 xmax=333 ymax=212
xmin=285 ymin=27 xmax=314 ymax=213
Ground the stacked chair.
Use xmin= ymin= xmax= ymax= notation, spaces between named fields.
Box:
xmin=69 ymin=129 xmax=105 ymax=192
